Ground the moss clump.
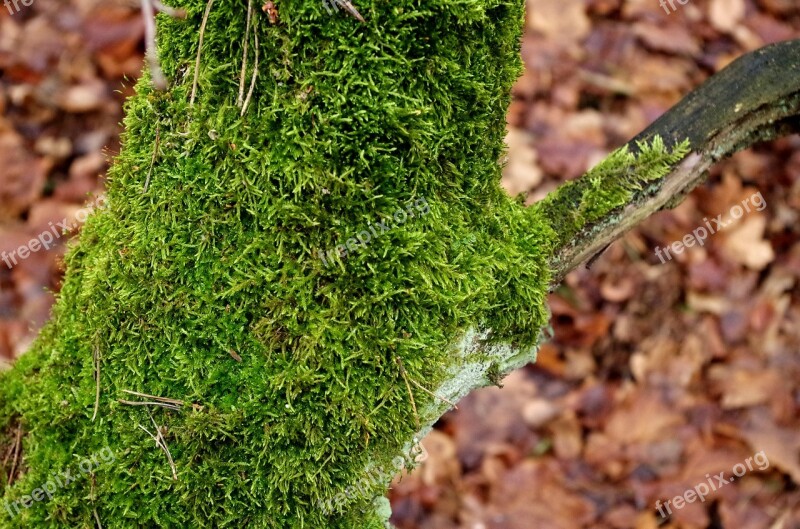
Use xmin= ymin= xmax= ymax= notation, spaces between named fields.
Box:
xmin=0 ymin=0 xmax=689 ymax=527
xmin=535 ymin=136 xmax=691 ymax=249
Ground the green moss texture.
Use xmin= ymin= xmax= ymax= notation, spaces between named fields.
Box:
xmin=0 ymin=0 xmax=689 ymax=527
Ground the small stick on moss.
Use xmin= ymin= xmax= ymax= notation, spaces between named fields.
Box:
xmin=408 ymin=377 xmax=457 ymax=410
xmin=7 ymin=425 xmax=22 ymax=487
xmin=331 ymin=0 xmax=365 ymax=22
xmin=138 ymin=413 xmax=178 ymax=480
xmin=90 ymin=474 xmax=103 ymax=528
xmin=1 ymin=429 xmax=14 ymax=471
xmin=120 ymin=400 xmax=183 ymax=411
xmin=140 ymin=0 xmax=167 ymax=89
xmin=119 ymin=390 xmax=184 ymax=411
xmin=237 ymin=0 xmax=253 ymax=107
xmin=121 ymin=390 xmax=184 ymax=405
xmin=395 ymin=357 xmax=420 ymax=429
xmin=240 ymin=24 xmax=259 ymax=117
xmin=92 ymin=345 xmax=101 ymax=422
xmin=395 ymin=356 xmax=457 ymax=409
xmin=143 ymin=123 xmax=160 ymax=193
xmin=190 ymin=0 xmax=215 ymax=106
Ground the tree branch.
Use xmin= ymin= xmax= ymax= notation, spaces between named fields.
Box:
xmin=548 ymin=39 xmax=800 ymax=286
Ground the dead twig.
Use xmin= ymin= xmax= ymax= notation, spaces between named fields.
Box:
xmin=191 ymin=0 xmax=215 ymax=106
xmin=408 ymin=376 xmax=458 ymax=410
xmin=140 ymin=0 xmax=167 ymax=89
xmin=119 ymin=400 xmax=183 ymax=411
xmin=92 ymin=345 xmax=101 ymax=422
xmin=237 ymin=0 xmax=253 ymax=107
xmin=119 ymin=390 xmax=184 ymax=411
xmin=330 ymin=0 xmax=365 ymax=22
xmin=138 ymin=412 xmax=178 ymax=480
xmin=395 ymin=357 xmax=420 ymax=429
xmin=121 ymin=390 xmax=184 ymax=405
xmin=7 ymin=425 xmax=22 ymax=487
xmin=240 ymin=22 xmax=259 ymax=117
xmin=395 ymin=356 xmax=458 ymax=429
xmin=143 ymin=123 xmax=161 ymax=193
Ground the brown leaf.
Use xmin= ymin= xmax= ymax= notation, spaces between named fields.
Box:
xmin=708 ymin=0 xmax=746 ymax=33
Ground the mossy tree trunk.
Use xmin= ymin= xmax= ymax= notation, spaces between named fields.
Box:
xmin=0 ymin=0 xmax=799 ymax=525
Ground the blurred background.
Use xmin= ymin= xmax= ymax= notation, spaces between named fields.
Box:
xmin=1 ymin=0 xmax=800 ymax=528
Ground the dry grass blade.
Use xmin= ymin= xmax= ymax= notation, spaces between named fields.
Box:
xmin=408 ymin=377 xmax=458 ymax=410
xmin=140 ymin=0 xmax=167 ymax=89
xmin=240 ymin=23 xmax=259 ymax=117
xmin=395 ymin=357 xmax=420 ymax=429
xmin=191 ymin=0 xmax=215 ymax=106
xmin=138 ymin=413 xmax=178 ymax=480
xmin=143 ymin=123 xmax=161 ymax=192
xmin=119 ymin=400 xmax=183 ymax=411
xmin=6 ymin=425 xmax=22 ymax=487
xmin=92 ymin=345 xmax=101 ymax=422
xmin=121 ymin=390 xmax=184 ymax=406
xmin=237 ymin=0 xmax=253 ymax=107
xmin=335 ymin=0 xmax=365 ymax=22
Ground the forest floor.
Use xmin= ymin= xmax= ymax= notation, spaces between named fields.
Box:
xmin=1 ymin=1 xmax=800 ymax=528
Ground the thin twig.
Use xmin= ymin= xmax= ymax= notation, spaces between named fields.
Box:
xmin=237 ymin=0 xmax=253 ymax=107
xmin=92 ymin=345 xmax=101 ymax=422
xmin=93 ymin=508 xmax=103 ymax=529
xmin=140 ymin=0 xmax=167 ymax=89
xmin=7 ymin=425 xmax=22 ymax=487
xmin=191 ymin=0 xmax=215 ymax=106
xmin=1 ymin=432 xmax=14 ymax=471
xmin=395 ymin=357 xmax=420 ymax=429
xmin=143 ymin=123 xmax=161 ymax=193
xmin=334 ymin=0 xmax=365 ymax=22
xmin=138 ymin=413 xmax=178 ymax=480
xmin=240 ymin=23 xmax=259 ymax=117
xmin=407 ymin=378 xmax=458 ymax=410
xmin=152 ymin=419 xmax=177 ymax=481
xmin=121 ymin=390 xmax=184 ymax=406
xmin=119 ymin=400 xmax=183 ymax=411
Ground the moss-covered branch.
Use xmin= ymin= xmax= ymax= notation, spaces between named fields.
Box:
xmin=546 ymin=39 xmax=800 ymax=284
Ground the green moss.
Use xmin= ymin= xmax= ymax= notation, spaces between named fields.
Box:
xmin=535 ymin=136 xmax=691 ymax=249
xmin=0 ymin=0 xmax=689 ymax=527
